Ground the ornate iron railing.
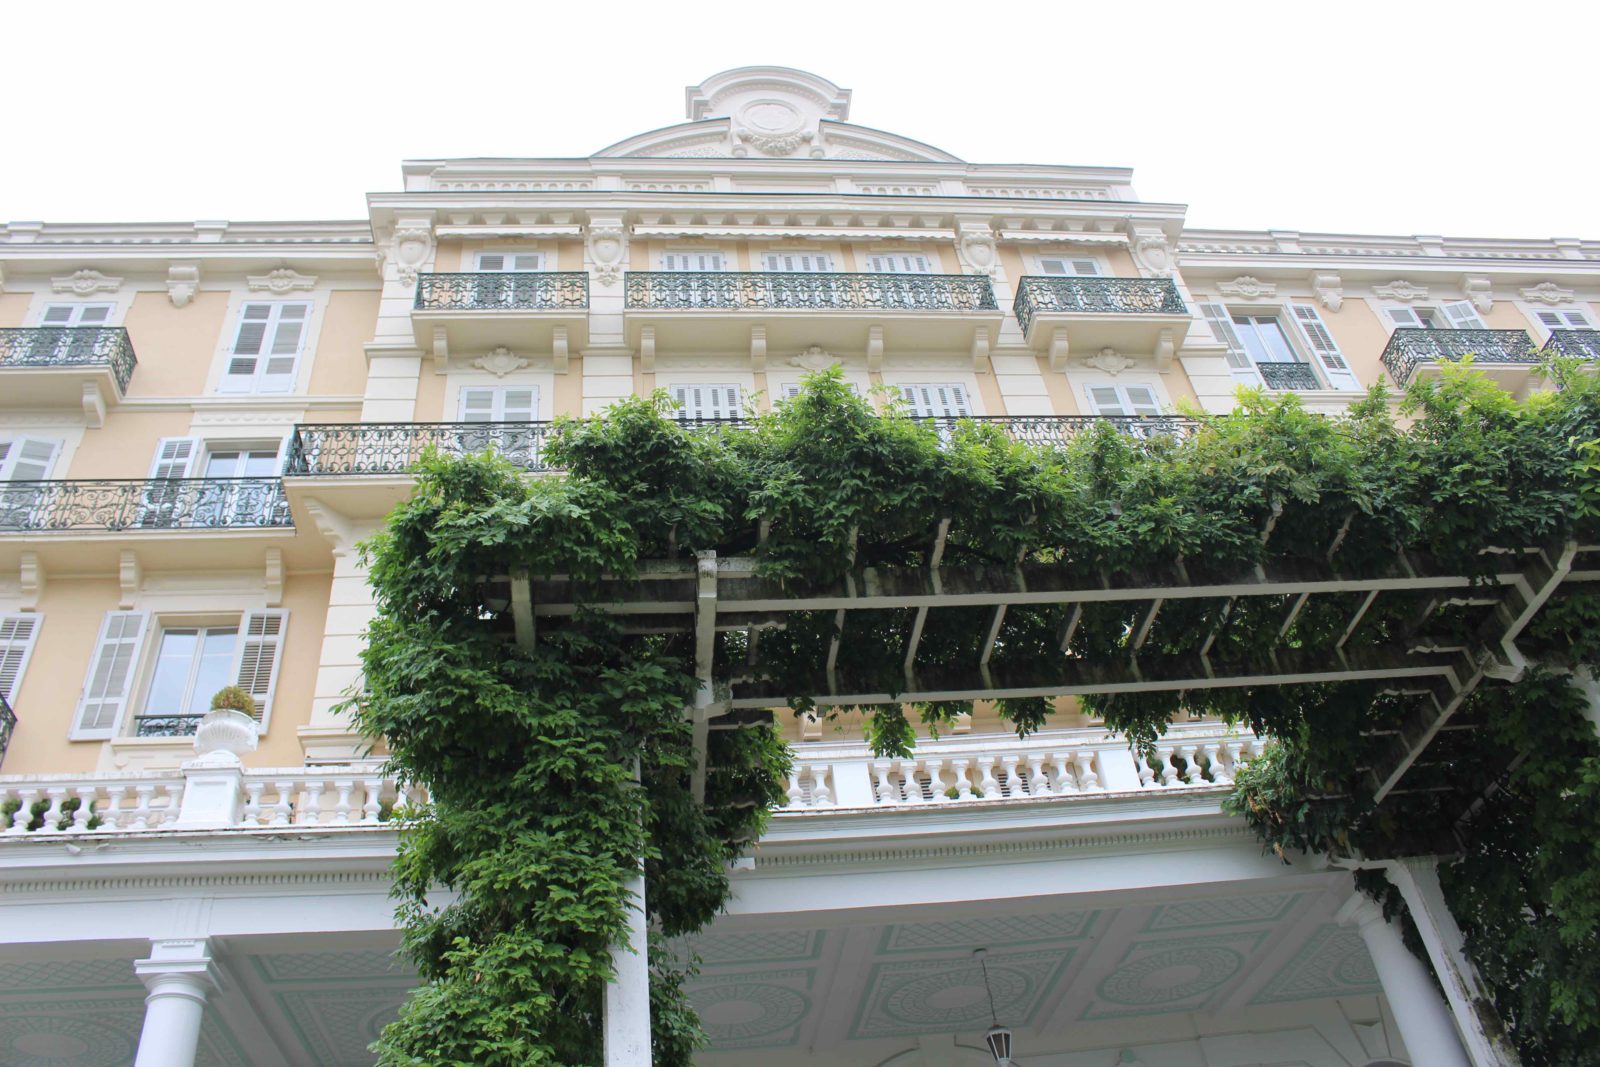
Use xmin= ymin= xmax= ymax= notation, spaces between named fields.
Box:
xmin=1013 ymin=276 xmax=1188 ymax=335
xmin=134 ymin=714 xmax=204 ymax=738
xmin=0 ymin=326 xmax=137 ymax=392
xmin=1256 ymin=361 xmax=1322 ymax=391
xmin=624 ymin=271 xmax=998 ymax=312
xmin=0 ymin=479 xmax=292 ymax=533
xmin=414 ymin=272 xmax=589 ymax=311
xmin=1380 ymin=328 xmax=1539 ymax=385
xmin=1542 ymin=329 xmax=1600 ymax=361
xmin=286 ymin=416 xmax=1195 ymax=477
xmin=0 ymin=693 xmax=14 ymax=770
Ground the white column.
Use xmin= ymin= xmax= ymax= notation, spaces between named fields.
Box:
xmin=1337 ymin=894 xmax=1470 ymax=1067
xmin=604 ymin=870 xmax=652 ymax=1067
xmin=1386 ymin=859 xmax=1523 ymax=1066
xmin=133 ymin=938 xmax=214 ymax=1067
xmin=299 ymin=499 xmax=379 ymax=761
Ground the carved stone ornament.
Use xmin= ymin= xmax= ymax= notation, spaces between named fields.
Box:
xmin=1082 ymin=347 xmax=1135 ymax=375
xmin=247 ymin=268 xmax=316 ymax=294
xmin=51 ymin=269 xmax=122 ymax=295
xmin=473 ymin=346 xmax=529 ymax=377
xmin=1373 ymin=279 xmax=1429 ymax=302
xmin=788 ymin=345 xmax=840 ymax=371
xmin=1131 ymin=231 xmax=1174 ymax=278
xmin=1521 ymin=281 xmax=1575 ymax=306
xmin=956 ymin=230 xmax=998 ymax=276
xmin=166 ymin=263 xmax=201 ymax=307
xmin=1311 ymin=272 xmax=1343 ymax=312
xmin=191 ymin=708 xmax=259 ymax=767
xmin=587 ymin=223 xmax=627 ymax=286
xmin=1218 ymin=276 xmax=1276 ymax=300
xmin=391 ymin=225 xmax=435 ymax=285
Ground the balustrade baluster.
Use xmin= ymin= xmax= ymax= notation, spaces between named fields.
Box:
xmin=1075 ymin=751 xmax=1103 ymax=791
xmin=977 ymin=756 xmax=1000 ymax=799
xmin=872 ymin=762 xmax=895 ymax=805
xmin=362 ymin=778 xmax=384 ymax=823
xmin=99 ymin=785 xmax=129 ymax=830
xmin=1157 ymin=747 xmax=1181 ymax=787
xmin=270 ymin=781 xmax=294 ymax=826
xmin=1210 ymin=742 xmax=1239 ymax=785
xmin=1175 ymin=744 xmax=1201 ymax=785
xmin=39 ymin=788 xmax=66 ymax=833
xmin=333 ymin=778 xmax=355 ymax=824
xmin=159 ymin=783 xmax=184 ymax=826
xmin=812 ymin=767 xmax=834 ymax=806
xmin=999 ymin=755 xmax=1022 ymax=798
xmin=950 ymin=758 xmax=974 ymax=800
xmin=243 ymin=783 xmax=266 ymax=825
xmin=1051 ymin=752 xmax=1079 ymax=795
xmin=298 ymin=781 xmax=326 ymax=825
xmin=1026 ymin=754 xmax=1049 ymax=796
xmin=7 ymin=788 xmax=37 ymax=832
xmin=923 ymin=758 xmax=946 ymax=801
xmin=70 ymin=787 xmax=94 ymax=831
xmin=131 ymin=784 xmax=157 ymax=829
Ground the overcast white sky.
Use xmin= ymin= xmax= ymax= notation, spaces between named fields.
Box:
xmin=4 ymin=0 xmax=1596 ymax=239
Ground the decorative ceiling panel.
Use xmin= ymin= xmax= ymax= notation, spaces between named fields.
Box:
xmin=690 ymin=967 xmax=815 ymax=1050
xmin=850 ymin=948 xmax=1073 ymax=1040
xmin=880 ymin=911 xmax=1098 ymax=953
xmin=1251 ymin=924 xmax=1381 ymax=1004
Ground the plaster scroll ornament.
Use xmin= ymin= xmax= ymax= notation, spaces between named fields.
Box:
xmin=1131 ymin=232 xmax=1174 ymax=277
xmin=1521 ymin=281 xmax=1575 ymax=306
xmin=1311 ymin=273 xmax=1343 ymax=312
xmin=1373 ymin=279 xmax=1429 ymax=302
xmin=51 ymin=268 xmax=122 ymax=295
xmin=789 ymin=345 xmax=840 ymax=372
xmin=587 ymin=224 xmax=627 ymax=286
xmin=1218 ymin=276 xmax=1276 ymax=300
xmin=166 ymin=263 xmax=201 ymax=308
xmin=473 ymin=346 xmax=529 ymax=377
xmin=1083 ymin=347 xmax=1135 ymax=375
xmin=246 ymin=268 xmax=316 ymax=294
xmin=391 ymin=226 xmax=435 ymax=285
xmin=957 ymin=230 xmax=999 ymax=276
xmin=1463 ymin=275 xmax=1493 ymax=314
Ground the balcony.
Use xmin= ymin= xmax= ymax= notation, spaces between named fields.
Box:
xmin=0 ymin=326 xmax=137 ymax=423
xmin=1255 ymin=361 xmax=1322 ymax=391
xmin=0 ymin=693 xmax=13 ymax=771
xmin=623 ymin=271 xmax=1004 ymax=366
xmin=1380 ymin=328 xmax=1541 ymax=393
xmin=412 ymin=272 xmax=589 ymax=365
xmin=1542 ymin=328 xmax=1600 ymax=361
xmin=0 ymin=478 xmax=290 ymax=535
xmin=1012 ymin=276 xmax=1192 ymax=370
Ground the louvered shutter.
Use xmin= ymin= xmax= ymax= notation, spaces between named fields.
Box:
xmin=867 ymin=254 xmax=932 ymax=274
xmin=1386 ymin=307 xmax=1427 ymax=329
xmin=258 ymin=304 xmax=307 ymax=392
xmin=1040 ymin=257 xmax=1100 ymax=276
xmin=74 ymin=611 xmax=148 ymax=737
xmin=1123 ymin=385 xmax=1162 ymax=415
xmin=224 ymin=303 xmax=307 ymax=393
xmin=476 ymin=253 xmax=540 ymax=271
xmin=663 ymin=251 xmax=723 ymax=271
xmin=459 ymin=387 xmax=539 ymax=422
xmin=0 ymin=438 xmax=60 ymax=481
xmin=764 ymin=253 xmax=833 ymax=272
xmin=1199 ymin=303 xmax=1260 ymax=383
xmin=477 ymin=253 xmax=506 ymax=271
xmin=900 ymin=383 xmax=972 ymax=418
xmin=1290 ymin=305 xmax=1360 ymax=390
xmin=671 ymin=384 xmax=742 ymax=421
xmin=1086 ymin=386 xmax=1128 ymax=416
xmin=41 ymin=305 xmax=75 ymax=325
xmin=0 ymin=614 xmax=41 ymax=703
xmin=232 ymin=610 xmax=286 ymax=723
xmin=1442 ymin=301 xmax=1487 ymax=330
xmin=149 ymin=438 xmax=198 ymax=479
xmin=41 ymin=303 xmax=113 ymax=326
xmin=1537 ymin=309 xmax=1592 ymax=331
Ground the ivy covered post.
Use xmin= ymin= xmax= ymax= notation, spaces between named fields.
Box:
xmin=604 ymin=762 xmax=653 ymax=1067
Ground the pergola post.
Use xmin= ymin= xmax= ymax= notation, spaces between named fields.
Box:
xmin=1337 ymin=894 xmax=1470 ymax=1067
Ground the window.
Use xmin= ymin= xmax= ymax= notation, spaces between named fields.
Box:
xmin=221 ymin=302 xmax=310 ymax=393
xmin=899 ymin=383 xmax=972 ymax=419
xmin=865 ymin=253 xmax=933 ymax=274
xmin=1534 ymin=308 xmax=1593 ymax=335
xmin=455 ymin=386 xmax=542 ymax=458
xmin=1199 ymin=302 xmax=1358 ymax=390
xmin=662 ymin=251 xmax=725 ymax=271
xmin=40 ymin=303 xmax=114 ymax=327
xmin=1386 ymin=302 xmax=1485 ymax=330
xmin=763 ymin=253 xmax=833 ymax=272
xmin=30 ymin=304 xmax=116 ymax=360
xmin=141 ymin=438 xmax=283 ymax=528
xmin=0 ymin=438 xmax=60 ymax=481
xmin=670 ymin=384 xmax=743 ymax=421
xmin=0 ymin=614 xmax=41 ymax=704
xmin=1084 ymin=384 xmax=1161 ymax=417
xmin=72 ymin=609 xmax=287 ymax=739
xmin=1037 ymin=257 xmax=1101 ymax=277
xmin=780 ymin=381 xmax=859 ymax=400
xmin=475 ymin=252 xmax=542 ymax=272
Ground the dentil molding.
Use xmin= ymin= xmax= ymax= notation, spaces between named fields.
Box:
xmin=51 ymin=268 xmax=121 ymax=295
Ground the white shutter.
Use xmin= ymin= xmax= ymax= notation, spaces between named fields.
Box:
xmin=1086 ymin=385 xmax=1161 ymax=416
xmin=0 ymin=614 xmax=41 ymax=703
xmin=900 ymin=383 xmax=972 ymax=419
xmin=1087 ymin=386 xmax=1128 ymax=416
xmin=477 ymin=253 xmax=506 ymax=271
xmin=232 ymin=610 xmax=286 ymax=723
xmin=458 ymin=387 xmax=539 ymax=422
xmin=1039 ymin=257 xmax=1100 ymax=276
xmin=224 ymin=303 xmax=307 ymax=393
xmin=74 ymin=611 xmax=148 ymax=737
xmin=1122 ymin=385 xmax=1162 ymax=415
xmin=1200 ymin=303 xmax=1259 ymax=383
xmin=1290 ymin=305 xmax=1360 ymax=390
xmin=41 ymin=305 xmax=75 ymax=325
xmin=501 ymin=388 xmax=537 ymax=422
xmin=1536 ymin=309 xmax=1592 ymax=332
xmin=663 ymin=251 xmax=723 ymax=271
xmin=149 ymin=438 xmax=198 ymax=479
xmin=460 ymin=388 xmax=496 ymax=422
xmin=1386 ymin=307 xmax=1427 ymax=329
xmin=1442 ymin=301 xmax=1487 ymax=330
xmin=476 ymin=253 xmax=540 ymax=271
xmin=258 ymin=304 xmax=307 ymax=392
xmin=0 ymin=438 xmax=60 ymax=481
xmin=671 ymin=384 xmax=742 ymax=420
xmin=867 ymin=254 xmax=933 ymax=274
xmin=41 ymin=303 xmax=113 ymax=326
xmin=764 ymin=253 xmax=833 ymax=272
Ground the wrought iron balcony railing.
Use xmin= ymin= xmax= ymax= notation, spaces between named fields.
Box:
xmin=286 ymin=415 xmax=1196 ymax=477
xmin=1013 ymin=276 xmax=1188 ymax=335
xmin=1380 ymin=328 xmax=1539 ymax=385
xmin=414 ymin=272 xmax=589 ymax=311
xmin=1256 ymin=361 xmax=1322 ymax=391
xmin=134 ymin=714 xmax=205 ymax=738
xmin=0 ymin=478 xmax=292 ymax=533
xmin=0 ymin=693 xmax=14 ymax=770
xmin=0 ymin=326 xmax=137 ymax=392
xmin=1542 ymin=329 xmax=1600 ymax=361
xmin=624 ymin=271 xmax=998 ymax=312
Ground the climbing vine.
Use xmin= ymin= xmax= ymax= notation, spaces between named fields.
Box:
xmin=353 ymin=364 xmax=1600 ymax=1065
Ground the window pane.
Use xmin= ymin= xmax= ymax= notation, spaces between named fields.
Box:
xmin=189 ymin=628 xmax=240 ymax=713
xmin=148 ymin=630 xmax=199 ymax=715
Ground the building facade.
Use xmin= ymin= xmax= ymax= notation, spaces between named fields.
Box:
xmin=1 ymin=67 xmax=1595 ymax=1067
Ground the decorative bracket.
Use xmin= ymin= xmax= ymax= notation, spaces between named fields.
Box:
xmin=970 ymin=327 xmax=991 ymax=372
xmin=81 ymin=382 xmax=106 ymax=427
xmin=264 ymin=548 xmax=284 ymax=607
xmin=119 ymin=549 xmax=141 ymax=609
xmin=1310 ymin=272 xmax=1343 ymax=312
xmin=166 ymin=262 xmax=201 ymax=307
xmin=552 ymin=326 xmax=569 ymax=374
xmin=639 ymin=326 xmax=656 ymax=372
xmin=1154 ymin=329 xmax=1175 ymax=370
xmin=19 ymin=552 xmax=44 ymax=612
xmin=1048 ymin=328 xmax=1069 ymax=372
xmin=750 ymin=326 xmax=767 ymax=372
xmin=1462 ymin=275 xmax=1493 ymax=314
xmin=866 ymin=325 xmax=884 ymax=372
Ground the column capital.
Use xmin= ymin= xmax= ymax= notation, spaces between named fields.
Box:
xmin=134 ymin=937 xmax=216 ymax=992
xmin=1334 ymin=890 xmax=1387 ymax=932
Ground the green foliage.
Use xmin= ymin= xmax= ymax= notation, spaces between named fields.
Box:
xmin=208 ymin=685 xmax=257 ymax=714
xmin=356 ymin=364 xmax=1600 ymax=1065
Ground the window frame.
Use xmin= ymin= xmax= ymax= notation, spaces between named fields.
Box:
xmin=760 ymin=250 xmax=836 ymax=273
xmin=474 ymin=251 xmax=545 ymax=272
xmin=660 ymin=248 xmax=728 ymax=272
xmin=1032 ymin=254 xmax=1103 ymax=277
xmin=207 ymin=291 xmax=326 ymax=398
xmin=1081 ymin=382 xmax=1164 ymax=417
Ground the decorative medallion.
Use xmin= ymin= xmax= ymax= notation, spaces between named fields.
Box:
xmin=472 ymin=346 xmax=529 ymax=377
xmin=50 ymin=269 xmax=122 ymax=296
xmin=1218 ymin=276 xmax=1276 ymax=300
xmin=1373 ymin=279 xmax=1429 ymax=302
xmin=587 ymin=223 xmax=627 ymax=286
xmin=1521 ymin=281 xmax=1575 ymax=306
xmin=1083 ymin=347 xmax=1134 ymax=375
xmin=789 ymin=345 xmax=840 ymax=372
xmin=1251 ymin=925 xmax=1381 ymax=1004
xmin=247 ymin=268 xmax=316 ymax=294
xmin=1094 ymin=945 xmax=1243 ymax=1006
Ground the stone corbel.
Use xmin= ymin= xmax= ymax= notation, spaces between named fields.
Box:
xmin=552 ymin=326 xmax=569 ymax=374
xmin=1521 ymin=281 xmax=1575 ymax=305
xmin=81 ymin=382 xmax=106 ymax=427
xmin=389 ymin=218 xmax=436 ymax=286
xmin=19 ymin=552 xmax=44 ymax=611
xmin=750 ymin=326 xmax=767 ymax=372
xmin=119 ymin=549 xmax=141 ymax=609
xmin=1153 ymin=328 xmax=1175 ymax=370
xmin=166 ymin=261 xmax=201 ymax=307
xmin=303 ymin=497 xmax=358 ymax=559
xmin=1462 ymin=275 xmax=1493 ymax=314
xmin=264 ymin=548 xmax=284 ymax=607
xmin=866 ymin=325 xmax=884 ymax=372
xmin=1129 ymin=226 xmax=1174 ymax=278
xmin=51 ymin=269 xmax=121 ymax=296
xmin=431 ymin=325 xmax=449 ymax=375
xmin=639 ymin=326 xmax=656 ymax=372
xmin=586 ymin=216 xmax=628 ymax=287
xmin=247 ymin=268 xmax=315 ymax=294
xmin=1310 ymin=272 xmax=1343 ymax=312
xmin=970 ymin=327 xmax=991 ymax=373
xmin=1048 ymin=328 xmax=1069 ymax=372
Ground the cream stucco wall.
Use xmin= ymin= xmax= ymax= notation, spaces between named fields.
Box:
xmin=122 ymin=290 xmax=228 ymax=400
xmin=307 ymin=290 xmax=381 ymax=397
